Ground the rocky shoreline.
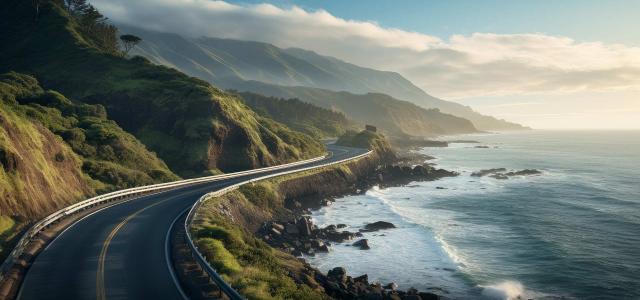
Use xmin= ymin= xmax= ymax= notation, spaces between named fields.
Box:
xmin=259 ymin=215 xmax=443 ymax=299
xmin=256 ymin=161 xmax=458 ymax=299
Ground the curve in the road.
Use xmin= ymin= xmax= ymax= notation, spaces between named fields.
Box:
xmin=17 ymin=144 xmax=367 ymax=300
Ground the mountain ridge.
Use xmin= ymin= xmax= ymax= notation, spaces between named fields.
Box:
xmin=0 ymin=0 xmax=325 ymax=222
xmin=121 ymin=25 xmax=527 ymax=131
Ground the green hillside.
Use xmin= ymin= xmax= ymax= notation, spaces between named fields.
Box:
xmin=234 ymin=92 xmax=354 ymax=138
xmin=0 ymin=0 xmax=324 ymax=178
xmin=121 ymin=26 xmax=526 ymax=131
xmin=233 ymin=82 xmax=477 ymax=136
xmin=0 ymin=72 xmax=179 ymax=219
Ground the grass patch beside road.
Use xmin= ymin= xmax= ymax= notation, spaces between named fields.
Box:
xmin=0 ymin=216 xmax=14 ymax=236
xmin=0 ymin=215 xmax=16 ymax=257
xmin=192 ymin=195 xmax=324 ymax=300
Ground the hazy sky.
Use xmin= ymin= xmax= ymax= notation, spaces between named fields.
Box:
xmin=93 ymin=0 xmax=640 ymax=129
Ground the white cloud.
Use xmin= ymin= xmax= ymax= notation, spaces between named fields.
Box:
xmin=91 ymin=0 xmax=640 ymax=125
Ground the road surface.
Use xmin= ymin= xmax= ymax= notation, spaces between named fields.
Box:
xmin=18 ymin=144 xmax=367 ymax=300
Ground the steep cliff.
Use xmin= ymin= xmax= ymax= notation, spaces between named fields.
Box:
xmin=0 ymin=0 xmax=324 ymax=177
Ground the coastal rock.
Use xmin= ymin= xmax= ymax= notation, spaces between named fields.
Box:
xmin=362 ymin=221 xmax=396 ymax=232
xmin=285 ymin=223 xmax=299 ymax=235
xmin=489 ymin=174 xmax=509 ymax=180
xmin=297 ymin=217 xmax=312 ymax=236
xmin=326 ymin=230 xmax=356 ymax=243
xmin=270 ymin=228 xmax=282 ymax=236
xmin=271 ymin=222 xmax=284 ymax=232
xmin=385 ymin=282 xmax=399 ymax=290
xmin=354 ymin=274 xmax=368 ymax=283
xmin=472 ymin=168 xmax=541 ymax=179
xmin=318 ymin=266 xmax=443 ymax=300
xmin=328 ymin=267 xmax=347 ymax=283
xmin=353 ymin=239 xmax=370 ymax=250
xmin=505 ymin=169 xmax=542 ymax=176
xmin=471 ymin=168 xmax=507 ymax=177
xmin=418 ymin=292 xmax=440 ymax=300
xmin=371 ymin=163 xmax=458 ymax=188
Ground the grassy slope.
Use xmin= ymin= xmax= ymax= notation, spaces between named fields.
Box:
xmin=336 ymin=129 xmax=396 ymax=160
xmin=0 ymin=73 xmax=92 ymax=218
xmin=233 ymin=91 xmax=354 ymax=139
xmin=0 ymin=216 xmax=15 ymax=256
xmin=193 ymin=195 xmax=324 ymax=300
xmin=0 ymin=72 xmax=178 ymax=218
xmin=0 ymin=0 xmax=324 ymax=177
xmin=0 ymin=216 xmax=13 ymax=237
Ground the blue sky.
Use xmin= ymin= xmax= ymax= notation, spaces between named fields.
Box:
xmin=96 ymin=0 xmax=640 ymax=128
xmin=228 ymin=0 xmax=640 ymax=46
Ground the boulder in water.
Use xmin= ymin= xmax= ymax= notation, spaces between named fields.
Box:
xmin=362 ymin=221 xmax=396 ymax=232
xmin=353 ymin=239 xmax=370 ymax=250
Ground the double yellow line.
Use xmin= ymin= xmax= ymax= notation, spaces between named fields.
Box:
xmin=95 ymin=197 xmax=174 ymax=300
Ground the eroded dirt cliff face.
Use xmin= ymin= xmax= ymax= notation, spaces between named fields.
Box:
xmin=277 ymin=157 xmax=379 ymax=208
xmin=0 ymin=110 xmax=91 ymax=218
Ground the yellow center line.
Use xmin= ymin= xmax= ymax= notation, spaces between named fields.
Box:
xmin=96 ymin=196 xmax=179 ymax=300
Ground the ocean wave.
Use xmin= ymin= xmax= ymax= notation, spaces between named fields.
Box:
xmin=479 ymin=281 xmax=564 ymax=300
xmin=479 ymin=281 xmax=538 ymax=300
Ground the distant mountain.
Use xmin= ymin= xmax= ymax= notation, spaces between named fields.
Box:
xmin=122 ymin=26 xmax=526 ymax=131
xmin=232 ymin=81 xmax=477 ymax=136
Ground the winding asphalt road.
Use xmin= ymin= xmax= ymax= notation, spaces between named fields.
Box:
xmin=17 ymin=144 xmax=367 ymax=300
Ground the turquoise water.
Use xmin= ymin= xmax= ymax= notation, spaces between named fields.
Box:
xmin=308 ymin=131 xmax=640 ymax=299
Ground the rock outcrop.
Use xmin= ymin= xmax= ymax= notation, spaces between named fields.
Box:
xmin=472 ymin=168 xmax=541 ymax=179
xmin=318 ymin=267 xmax=441 ymax=300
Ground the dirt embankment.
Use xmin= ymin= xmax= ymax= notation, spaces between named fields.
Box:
xmin=0 ymin=112 xmax=92 ymax=219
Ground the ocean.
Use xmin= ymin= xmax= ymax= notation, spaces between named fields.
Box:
xmin=307 ymin=130 xmax=640 ymax=300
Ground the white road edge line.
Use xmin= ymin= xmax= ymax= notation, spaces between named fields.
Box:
xmin=165 ymin=208 xmax=191 ymax=300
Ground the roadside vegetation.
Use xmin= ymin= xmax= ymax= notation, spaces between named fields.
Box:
xmin=0 ymin=217 xmax=14 ymax=237
xmin=192 ymin=194 xmax=324 ymax=300
xmin=0 ymin=216 xmax=17 ymax=259
xmin=337 ymin=129 xmax=395 ymax=159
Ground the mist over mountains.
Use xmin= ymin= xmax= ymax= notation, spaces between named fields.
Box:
xmin=121 ymin=26 xmax=526 ymax=132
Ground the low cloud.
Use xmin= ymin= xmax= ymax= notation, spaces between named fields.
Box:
xmin=92 ymin=0 xmax=640 ymax=99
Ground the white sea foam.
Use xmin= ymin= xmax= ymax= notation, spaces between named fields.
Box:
xmin=479 ymin=281 xmax=525 ymax=300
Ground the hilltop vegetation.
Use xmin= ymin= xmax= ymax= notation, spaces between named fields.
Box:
xmin=234 ymin=91 xmax=353 ymax=138
xmin=0 ymin=0 xmax=324 ymax=177
xmin=0 ymin=72 xmax=178 ymax=219
xmin=337 ymin=129 xmax=395 ymax=161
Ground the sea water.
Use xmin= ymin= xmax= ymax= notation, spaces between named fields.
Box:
xmin=307 ymin=130 xmax=640 ymax=299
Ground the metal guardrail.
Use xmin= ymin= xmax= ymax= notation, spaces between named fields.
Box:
xmin=183 ymin=149 xmax=373 ymax=300
xmin=0 ymin=154 xmax=328 ymax=284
